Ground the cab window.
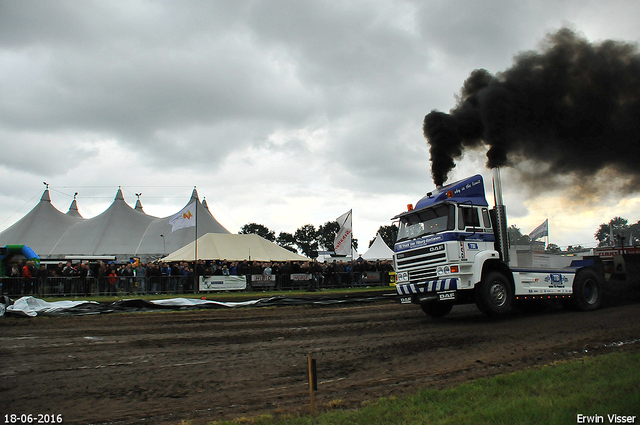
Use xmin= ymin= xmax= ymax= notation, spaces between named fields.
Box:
xmin=396 ymin=204 xmax=455 ymax=242
xmin=482 ymin=208 xmax=491 ymax=228
xmin=458 ymin=206 xmax=480 ymax=230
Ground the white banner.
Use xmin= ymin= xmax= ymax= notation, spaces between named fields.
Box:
xmin=169 ymin=202 xmax=197 ymax=232
xmin=334 ymin=209 xmax=352 ymax=256
xmin=199 ymin=275 xmax=246 ymax=291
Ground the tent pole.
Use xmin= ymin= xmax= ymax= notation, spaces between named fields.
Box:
xmin=194 ymin=187 xmax=198 ymax=294
xmin=350 ymin=218 xmax=353 ymax=262
xmin=350 ymin=210 xmax=354 ymax=262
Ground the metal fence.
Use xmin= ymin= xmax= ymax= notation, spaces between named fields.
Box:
xmin=0 ymin=271 xmax=394 ymax=298
xmin=0 ymin=276 xmax=196 ymax=297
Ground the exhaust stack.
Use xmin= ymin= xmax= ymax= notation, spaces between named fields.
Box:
xmin=491 ymin=167 xmax=510 ymax=263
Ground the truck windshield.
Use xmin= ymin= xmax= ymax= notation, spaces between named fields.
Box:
xmin=397 ymin=204 xmax=453 ymax=242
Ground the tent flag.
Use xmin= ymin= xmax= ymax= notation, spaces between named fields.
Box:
xmin=333 ymin=209 xmax=352 ymax=256
xmin=528 ymin=219 xmax=548 ymax=241
xmin=169 ymin=202 xmax=197 ymax=233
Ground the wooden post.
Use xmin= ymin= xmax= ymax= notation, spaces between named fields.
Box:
xmin=307 ymin=352 xmax=317 ymax=416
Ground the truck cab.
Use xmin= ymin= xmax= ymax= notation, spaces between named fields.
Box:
xmin=393 ymin=172 xmax=602 ymax=318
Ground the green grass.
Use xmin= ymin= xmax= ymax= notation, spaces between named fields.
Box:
xmin=206 ymin=351 xmax=640 ymax=425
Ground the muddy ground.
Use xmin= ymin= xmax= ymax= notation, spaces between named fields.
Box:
xmin=1 ymin=294 xmax=640 ymax=425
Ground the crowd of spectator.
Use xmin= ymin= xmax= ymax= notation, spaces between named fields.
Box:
xmin=1 ymin=256 xmax=395 ymax=296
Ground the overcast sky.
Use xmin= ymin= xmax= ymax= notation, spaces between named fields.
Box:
xmin=1 ymin=0 xmax=639 ymax=251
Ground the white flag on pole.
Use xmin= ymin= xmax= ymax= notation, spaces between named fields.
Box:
xmin=333 ymin=209 xmax=352 ymax=256
xmin=528 ymin=219 xmax=548 ymax=240
xmin=609 ymin=220 xmax=616 ymax=247
xmin=169 ymin=202 xmax=197 ymax=232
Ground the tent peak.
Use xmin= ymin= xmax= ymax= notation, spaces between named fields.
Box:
xmin=135 ymin=192 xmax=144 ymax=212
xmin=189 ymin=187 xmax=199 ymax=203
xmin=67 ymin=193 xmax=82 ymax=218
xmin=40 ymin=189 xmax=51 ymax=203
xmin=115 ymin=187 xmax=125 ymax=201
xmin=362 ymin=232 xmax=393 ymax=261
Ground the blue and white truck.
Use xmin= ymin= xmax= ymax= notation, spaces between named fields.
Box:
xmin=393 ymin=168 xmax=603 ymax=317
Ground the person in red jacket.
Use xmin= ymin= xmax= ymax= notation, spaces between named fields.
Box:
xmin=21 ymin=261 xmax=33 ymax=294
xmin=108 ymin=268 xmax=118 ymax=295
xmin=21 ymin=262 xmax=31 ymax=278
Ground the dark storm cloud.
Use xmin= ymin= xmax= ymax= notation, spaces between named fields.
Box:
xmin=0 ymin=1 xmax=318 ymax=160
xmin=1 ymin=1 xmax=432 ymax=186
xmin=247 ymin=1 xmax=423 ymax=87
xmin=424 ymin=28 xmax=640 ymax=195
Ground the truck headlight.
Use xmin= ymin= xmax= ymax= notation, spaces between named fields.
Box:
xmin=397 ymin=271 xmax=409 ymax=282
xmin=437 ymin=266 xmax=444 ymax=276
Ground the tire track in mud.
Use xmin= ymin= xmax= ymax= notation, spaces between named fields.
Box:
xmin=2 ymin=300 xmax=639 ymax=424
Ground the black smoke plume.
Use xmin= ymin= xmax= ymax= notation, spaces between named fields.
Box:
xmin=425 ymin=28 xmax=640 ymax=193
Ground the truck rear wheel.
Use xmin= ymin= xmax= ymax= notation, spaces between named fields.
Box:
xmin=571 ymin=269 xmax=602 ymax=311
xmin=476 ymin=271 xmax=513 ymax=317
xmin=420 ymin=301 xmax=453 ymax=318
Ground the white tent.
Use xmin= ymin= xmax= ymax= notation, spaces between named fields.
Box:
xmin=0 ymin=187 xmax=230 ymax=262
xmin=161 ymin=233 xmax=311 ymax=262
xmin=362 ymin=233 xmax=394 ymax=261
xmin=0 ymin=190 xmax=83 ymax=256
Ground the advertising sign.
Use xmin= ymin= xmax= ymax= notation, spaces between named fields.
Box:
xmin=199 ymin=275 xmax=247 ymax=291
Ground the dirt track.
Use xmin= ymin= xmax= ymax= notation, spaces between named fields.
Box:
xmin=2 ymin=296 xmax=640 ymax=425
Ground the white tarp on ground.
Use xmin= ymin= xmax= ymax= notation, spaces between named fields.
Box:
xmin=2 ymin=296 xmax=262 ymax=317
xmin=1 ymin=294 xmax=393 ymax=317
xmin=4 ymin=296 xmax=100 ymax=317
xmin=362 ymin=233 xmax=394 ymax=261
xmin=161 ymin=233 xmax=311 ymax=262
xmin=146 ymin=297 xmax=260 ymax=307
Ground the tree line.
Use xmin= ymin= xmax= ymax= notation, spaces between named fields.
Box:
xmin=238 ymin=222 xmax=398 ymax=259
xmin=594 ymin=216 xmax=640 ymax=247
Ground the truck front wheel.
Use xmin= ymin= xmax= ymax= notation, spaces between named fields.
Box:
xmin=571 ymin=269 xmax=602 ymax=311
xmin=420 ymin=301 xmax=453 ymax=318
xmin=476 ymin=271 xmax=513 ymax=317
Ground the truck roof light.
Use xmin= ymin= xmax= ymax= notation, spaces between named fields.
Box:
xmin=407 ymin=204 xmax=413 ymax=211
xmin=447 ymin=191 xmax=454 ymax=198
